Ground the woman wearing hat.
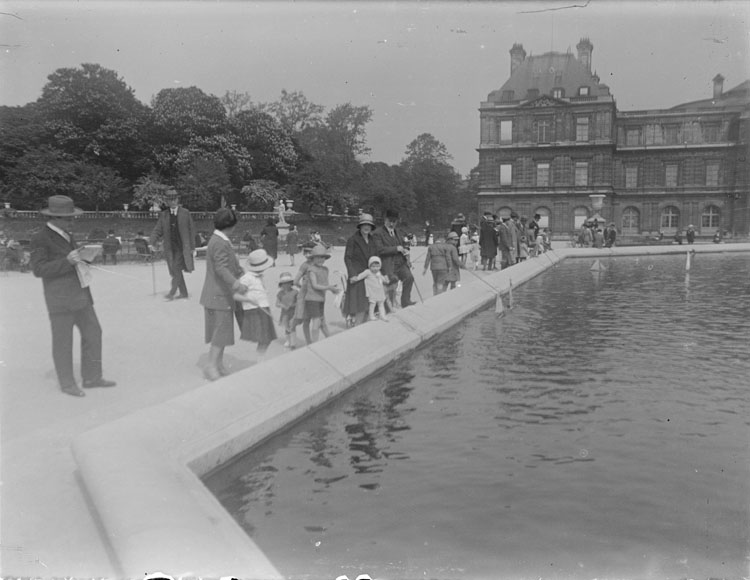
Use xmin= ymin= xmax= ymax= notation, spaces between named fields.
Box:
xmin=234 ymin=249 xmax=277 ymax=360
xmin=199 ymin=208 xmax=248 ymax=380
xmin=260 ymin=217 xmax=279 ymax=264
xmin=343 ymin=213 xmax=378 ymax=325
xmin=30 ymin=195 xmax=116 ymax=396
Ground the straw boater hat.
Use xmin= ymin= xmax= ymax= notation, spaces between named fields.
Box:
xmin=40 ymin=195 xmax=84 ymax=217
xmin=278 ymin=272 xmax=294 ymax=286
xmin=246 ymin=249 xmax=273 ymax=272
xmin=357 ymin=213 xmax=375 ymax=228
xmin=368 ymin=256 xmax=381 ymax=266
xmin=310 ymin=244 xmax=331 ymax=259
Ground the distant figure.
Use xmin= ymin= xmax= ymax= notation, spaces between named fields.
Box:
xmin=450 ymin=213 xmax=467 ymax=238
xmin=605 ymin=223 xmax=617 ymax=248
xmin=479 ymin=212 xmax=498 ymax=270
xmin=593 ymin=228 xmax=604 ymax=248
xmin=713 ymin=229 xmax=723 ymax=244
xmin=286 ymin=224 xmax=300 ymax=266
xmin=423 ymin=232 xmax=461 ymax=295
xmin=424 ymin=220 xmax=432 ymax=245
xmin=674 ymin=230 xmax=683 ymax=245
xmin=458 ymin=226 xmax=470 ymax=265
xmin=686 ymin=224 xmax=696 ymax=245
xmin=260 ymin=218 xmax=279 ymax=263
xmin=150 ymin=188 xmax=196 ymax=301
xmin=101 ymin=230 xmax=121 ymax=265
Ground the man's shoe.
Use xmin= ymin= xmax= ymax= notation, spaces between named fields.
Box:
xmin=402 ymin=300 xmax=418 ymax=307
xmin=164 ymin=292 xmax=176 ymax=301
xmin=61 ymin=384 xmax=85 ymax=397
xmin=83 ymin=378 xmax=117 ymax=388
xmin=176 ymin=294 xmax=189 ymax=300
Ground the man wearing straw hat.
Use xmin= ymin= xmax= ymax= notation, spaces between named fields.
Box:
xmin=150 ymin=188 xmax=195 ymax=300
xmin=30 ymin=195 xmax=116 ymax=397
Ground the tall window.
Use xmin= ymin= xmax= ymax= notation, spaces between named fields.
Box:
xmin=660 ymin=206 xmax=680 ymax=230
xmin=500 ymin=163 xmax=513 ymax=185
xmin=665 ymin=164 xmax=678 ymax=188
xmin=625 ymin=166 xmax=638 ymax=189
xmin=706 ymin=162 xmax=720 ymax=186
xmin=500 ymin=120 xmax=513 ymax=143
xmin=501 ymin=90 xmax=515 ymax=103
xmin=552 ymin=88 xmax=564 ymax=99
xmin=664 ymin=125 xmax=680 ymax=145
xmin=534 ymin=207 xmax=551 ymax=228
xmin=703 ymin=123 xmax=721 ymax=143
xmin=575 ymin=162 xmax=589 ymax=186
xmin=574 ymin=206 xmax=589 ymax=229
xmin=537 ymin=119 xmax=551 ymax=143
xmin=626 ymin=128 xmax=641 ymax=146
xmin=702 ymin=205 xmax=720 ymax=229
xmin=536 ymin=162 xmax=550 ymax=186
xmin=621 ymin=207 xmax=640 ymax=235
xmin=644 ymin=124 xmax=664 ymax=145
xmin=576 ymin=117 xmax=589 ymax=142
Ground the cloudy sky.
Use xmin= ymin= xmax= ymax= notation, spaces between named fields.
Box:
xmin=1 ymin=0 xmax=748 ymax=176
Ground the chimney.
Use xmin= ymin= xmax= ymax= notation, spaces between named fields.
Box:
xmin=510 ymin=43 xmax=527 ymax=74
xmin=576 ymin=37 xmax=593 ymax=72
xmin=713 ymin=74 xmax=725 ymax=99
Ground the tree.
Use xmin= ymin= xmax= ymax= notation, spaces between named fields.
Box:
xmin=73 ymin=162 xmax=129 ymax=211
xmin=359 ymin=162 xmax=415 ymax=218
xmin=36 ymin=63 xmax=145 ymax=133
xmin=261 ymin=89 xmax=324 ymax=135
xmin=402 ymin=133 xmax=453 ymax=169
xmin=240 ymin=179 xmax=285 ymax=211
xmin=174 ymin=156 xmax=233 ymax=211
xmin=325 ymin=103 xmax=373 ymax=156
xmin=131 ymin=174 xmax=171 ymax=210
xmin=220 ymin=90 xmax=255 ymax=119
xmin=150 ymin=86 xmax=228 ymax=145
xmin=230 ymin=108 xmax=297 ymax=182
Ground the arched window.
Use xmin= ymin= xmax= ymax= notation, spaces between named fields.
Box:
xmin=574 ymin=206 xmax=589 ymax=229
xmin=534 ymin=207 xmax=551 ymax=229
xmin=621 ymin=207 xmax=640 ymax=235
xmin=496 ymin=207 xmax=512 ymax=220
xmin=660 ymin=206 xmax=680 ymax=233
xmin=701 ymin=205 xmax=720 ymax=230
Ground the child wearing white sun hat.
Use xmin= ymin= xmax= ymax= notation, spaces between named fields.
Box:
xmin=234 ymin=249 xmax=277 ymax=357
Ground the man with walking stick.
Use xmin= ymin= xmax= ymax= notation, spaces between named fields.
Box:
xmin=150 ymin=188 xmax=195 ymax=300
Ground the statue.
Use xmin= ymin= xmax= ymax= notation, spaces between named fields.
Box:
xmin=276 ymin=199 xmax=288 ymax=226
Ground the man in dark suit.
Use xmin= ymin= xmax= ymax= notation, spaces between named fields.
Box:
xmin=372 ymin=209 xmax=415 ymax=308
xmin=150 ymin=188 xmax=195 ymax=300
xmin=30 ymin=195 xmax=116 ymax=397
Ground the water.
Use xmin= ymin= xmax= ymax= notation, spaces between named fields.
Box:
xmin=205 ymin=253 xmax=750 ymax=580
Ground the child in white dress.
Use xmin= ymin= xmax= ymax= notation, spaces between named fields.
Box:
xmin=349 ymin=256 xmax=390 ymax=322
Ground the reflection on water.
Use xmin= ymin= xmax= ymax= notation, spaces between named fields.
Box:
xmin=206 ymin=254 xmax=750 ymax=580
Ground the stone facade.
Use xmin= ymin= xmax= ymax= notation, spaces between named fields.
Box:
xmin=477 ymin=39 xmax=750 ymax=238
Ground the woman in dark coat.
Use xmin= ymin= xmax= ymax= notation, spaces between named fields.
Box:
xmin=260 ymin=217 xmax=279 ymax=262
xmin=478 ymin=213 xmax=498 ymax=270
xmin=343 ymin=213 xmax=378 ymax=325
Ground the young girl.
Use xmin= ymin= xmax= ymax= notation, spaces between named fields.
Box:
xmin=458 ymin=226 xmax=470 ymax=265
xmin=276 ymin=271 xmax=299 ymax=348
xmin=469 ymin=228 xmax=480 ymax=270
xmin=349 ymin=256 xmax=389 ymax=322
xmin=304 ymin=244 xmax=340 ymax=342
xmin=234 ymin=249 xmax=277 ymax=360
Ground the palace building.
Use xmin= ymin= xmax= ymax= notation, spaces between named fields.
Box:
xmin=476 ymin=38 xmax=750 ymax=238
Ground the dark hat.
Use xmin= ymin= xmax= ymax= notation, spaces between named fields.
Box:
xmin=534 ymin=213 xmax=541 ymax=220
xmin=40 ymin=195 xmax=84 ymax=217
xmin=510 ymin=211 xmax=519 ymax=219
xmin=385 ymin=209 xmax=400 ymax=220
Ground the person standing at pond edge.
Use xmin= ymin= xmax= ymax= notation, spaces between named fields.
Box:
xmin=150 ymin=188 xmax=195 ymax=300
xmin=372 ymin=209 xmax=415 ymax=308
xmin=30 ymin=195 xmax=116 ymax=397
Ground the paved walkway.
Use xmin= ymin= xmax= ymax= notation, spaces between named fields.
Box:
xmin=0 ymin=245 xmax=443 ymax=578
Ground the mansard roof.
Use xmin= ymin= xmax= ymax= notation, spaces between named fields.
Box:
xmin=669 ymin=80 xmax=750 ymax=112
xmin=487 ymin=51 xmax=611 ymax=103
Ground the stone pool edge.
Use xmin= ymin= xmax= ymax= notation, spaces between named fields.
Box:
xmin=71 ymin=243 xmax=750 ymax=579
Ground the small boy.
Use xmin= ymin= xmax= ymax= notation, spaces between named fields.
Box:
xmin=350 ymin=256 xmax=390 ymax=322
xmin=304 ymin=245 xmax=340 ymax=342
xmin=276 ymin=271 xmax=299 ymax=348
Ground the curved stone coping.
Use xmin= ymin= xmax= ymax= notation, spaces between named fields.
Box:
xmin=71 ymin=243 xmax=750 ymax=578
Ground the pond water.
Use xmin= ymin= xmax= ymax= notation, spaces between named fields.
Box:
xmin=205 ymin=253 xmax=750 ymax=580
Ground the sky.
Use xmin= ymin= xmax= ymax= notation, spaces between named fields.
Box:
xmin=1 ymin=0 xmax=748 ymax=176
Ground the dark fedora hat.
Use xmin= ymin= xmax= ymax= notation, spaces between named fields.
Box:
xmin=385 ymin=208 xmax=400 ymax=220
xmin=40 ymin=195 xmax=84 ymax=217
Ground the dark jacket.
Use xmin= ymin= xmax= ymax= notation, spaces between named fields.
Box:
xmin=479 ymin=219 xmax=498 ymax=257
xmin=199 ymin=233 xmax=244 ymax=311
xmin=344 ymin=229 xmax=377 ymax=315
xmin=372 ymin=225 xmax=410 ymax=279
xmin=31 ymin=225 xmax=93 ymax=314
xmin=150 ymin=207 xmax=195 ymax=272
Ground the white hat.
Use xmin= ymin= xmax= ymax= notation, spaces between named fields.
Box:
xmin=368 ymin=256 xmax=382 ymax=266
xmin=246 ymin=249 xmax=273 ymax=272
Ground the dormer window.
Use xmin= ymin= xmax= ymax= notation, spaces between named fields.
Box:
xmin=578 ymin=86 xmax=590 ymax=96
xmin=501 ymin=90 xmax=515 ymax=103
xmin=552 ymin=88 xmax=564 ymax=99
